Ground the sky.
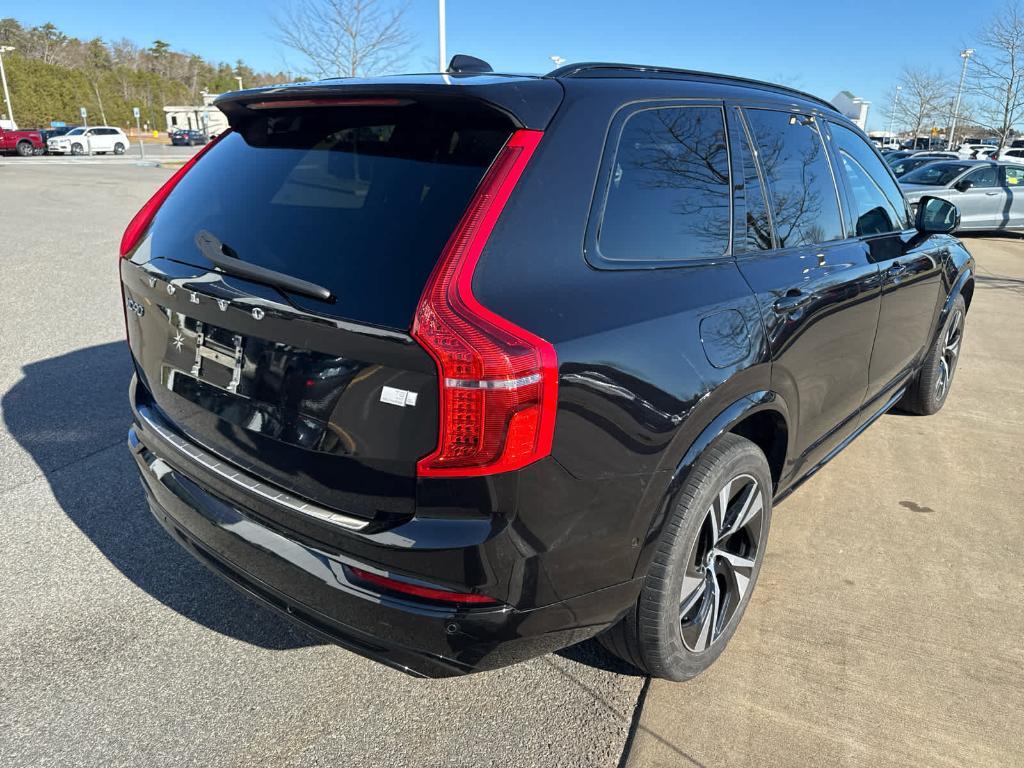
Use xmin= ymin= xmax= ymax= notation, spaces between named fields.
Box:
xmin=11 ymin=0 xmax=1000 ymax=132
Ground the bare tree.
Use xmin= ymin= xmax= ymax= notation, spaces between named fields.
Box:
xmin=885 ymin=68 xmax=950 ymax=138
xmin=967 ymin=2 xmax=1024 ymax=149
xmin=273 ymin=0 xmax=411 ymax=79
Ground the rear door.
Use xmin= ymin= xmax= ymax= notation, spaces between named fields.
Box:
xmin=827 ymin=121 xmax=944 ymax=398
xmin=121 ymin=97 xmax=526 ymax=524
xmin=1000 ymin=164 xmax=1024 ymax=228
xmin=732 ymin=107 xmax=880 ymax=470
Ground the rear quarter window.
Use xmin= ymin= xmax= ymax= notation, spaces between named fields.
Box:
xmin=587 ymin=104 xmax=731 ymax=268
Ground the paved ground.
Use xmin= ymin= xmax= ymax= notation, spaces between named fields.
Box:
xmin=9 ymin=144 xmax=201 ymax=164
xmin=627 ymin=235 xmax=1024 ymax=767
xmin=0 ymin=163 xmax=644 ymax=768
xmin=2 ymin=159 xmax=1020 ymax=768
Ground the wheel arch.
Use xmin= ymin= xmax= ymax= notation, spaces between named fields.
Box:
xmin=630 ymin=390 xmax=791 ymax=581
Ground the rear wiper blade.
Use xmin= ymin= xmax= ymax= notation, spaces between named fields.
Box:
xmin=194 ymin=229 xmax=334 ymax=303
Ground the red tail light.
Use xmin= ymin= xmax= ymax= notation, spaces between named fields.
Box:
xmin=119 ymin=130 xmax=231 ymax=258
xmin=412 ymin=129 xmax=557 ymax=478
xmin=346 ymin=566 xmax=499 ymax=605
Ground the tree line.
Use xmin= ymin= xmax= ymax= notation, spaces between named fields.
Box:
xmin=0 ymin=19 xmax=293 ymax=129
xmin=883 ymin=2 xmax=1024 ymax=146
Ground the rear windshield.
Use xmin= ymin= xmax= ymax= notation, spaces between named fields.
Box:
xmin=150 ymin=102 xmax=513 ymax=329
xmin=900 ymin=162 xmax=971 ymax=186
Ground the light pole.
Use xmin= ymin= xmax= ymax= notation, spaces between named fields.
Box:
xmin=234 ymin=75 xmax=243 ymax=91
xmin=888 ymin=85 xmax=902 ymax=141
xmin=438 ymin=0 xmax=446 ymax=72
xmin=0 ymin=45 xmax=15 ymax=127
xmin=947 ymin=48 xmax=974 ymax=150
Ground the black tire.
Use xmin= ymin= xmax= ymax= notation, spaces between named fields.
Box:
xmin=16 ymin=141 xmax=33 ymax=157
xmin=600 ymin=433 xmax=773 ymax=681
xmin=900 ymin=294 xmax=966 ymax=415
xmin=114 ymin=142 xmax=125 ymax=155
xmin=70 ymin=143 xmax=84 ymax=156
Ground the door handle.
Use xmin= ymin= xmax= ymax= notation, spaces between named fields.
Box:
xmin=887 ymin=261 xmax=908 ymax=277
xmin=773 ymin=290 xmax=813 ymax=314
xmin=985 ymin=191 xmax=999 ymax=196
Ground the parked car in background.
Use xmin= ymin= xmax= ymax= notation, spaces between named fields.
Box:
xmin=170 ymin=129 xmax=209 ymax=147
xmin=0 ymin=125 xmax=45 ymax=156
xmin=901 ymin=160 xmax=1024 ymax=230
xmin=119 ymin=61 xmax=975 ymax=682
xmin=957 ymin=143 xmax=994 ymax=158
xmin=885 ymin=150 xmax=920 ymax=163
xmin=48 ymin=126 xmax=130 ymax=155
xmin=889 ymin=155 xmax=946 ymax=178
xmin=909 ymin=150 xmax=959 ymax=160
xmin=992 ymin=147 xmax=1024 ymax=161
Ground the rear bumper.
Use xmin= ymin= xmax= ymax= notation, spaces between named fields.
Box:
xmin=129 ymin=407 xmax=642 ymax=677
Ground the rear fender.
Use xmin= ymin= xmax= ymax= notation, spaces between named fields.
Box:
xmin=631 ymin=390 xmax=791 ymax=581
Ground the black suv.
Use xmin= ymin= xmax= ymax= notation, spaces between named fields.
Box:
xmin=120 ymin=60 xmax=974 ymax=681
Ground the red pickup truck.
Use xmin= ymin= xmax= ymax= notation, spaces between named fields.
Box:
xmin=0 ymin=126 xmax=44 ymax=156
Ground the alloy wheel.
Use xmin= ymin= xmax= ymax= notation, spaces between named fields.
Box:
xmin=679 ymin=474 xmax=765 ymax=653
xmin=935 ymin=309 xmax=963 ymax=401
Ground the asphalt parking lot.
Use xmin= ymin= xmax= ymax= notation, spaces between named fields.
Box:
xmin=1 ymin=160 xmax=1021 ymax=768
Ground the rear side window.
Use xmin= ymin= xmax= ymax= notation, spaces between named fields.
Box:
xmin=594 ymin=105 xmax=731 ymax=265
xmin=743 ymin=109 xmax=845 ymax=248
xmin=150 ymin=103 xmax=512 ymax=329
xmin=829 ymin=122 xmax=908 ymax=235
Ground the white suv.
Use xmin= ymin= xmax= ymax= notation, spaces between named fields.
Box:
xmin=48 ymin=126 xmax=130 ymax=156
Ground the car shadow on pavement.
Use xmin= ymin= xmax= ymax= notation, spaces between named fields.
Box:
xmin=2 ymin=341 xmax=315 ymax=650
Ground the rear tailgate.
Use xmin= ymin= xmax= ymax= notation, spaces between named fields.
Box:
xmin=121 ymin=77 xmax=562 ymax=527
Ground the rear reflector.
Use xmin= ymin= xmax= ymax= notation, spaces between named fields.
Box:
xmin=119 ymin=130 xmax=230 ymax=258
xmin=412 ymin=129 xmax=557 ymax=478
xmin=346 ymin=566 xmax=499 ymax=605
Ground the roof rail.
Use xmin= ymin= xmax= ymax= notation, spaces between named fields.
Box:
xmin=545 ymin=62 xmax=836 ymax=113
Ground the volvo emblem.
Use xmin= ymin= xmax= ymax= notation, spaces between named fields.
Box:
xmin=125 ymin=296 xmax=145 ymax=318
xmin=166 ymin=284 xmax=176 ymax=295
xmin=251 ymin=307 xmax=265 ymax=320
xmin=217 ymin=299 xmax=229 ymax=312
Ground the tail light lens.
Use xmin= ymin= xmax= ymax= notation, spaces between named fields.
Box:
xmin=412 ymin=129 xmax=557 ymax=478
xmin=346 ymin=566 xmax=499 ymax=606
xmin=119 ymin=130 xmax=230 ymax=258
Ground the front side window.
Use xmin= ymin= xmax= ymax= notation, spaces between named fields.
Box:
xmin=742 ymin=109 xmax=845 ymax=249
xmin=829 ymin=122 xmax=908 ymax=235
xmin=964 ymin=165 xmax=999 ymax=188
xmin=596 ymin=106 xmax=731 ymax=263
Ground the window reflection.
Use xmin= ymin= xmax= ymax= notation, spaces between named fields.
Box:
xmin=743 ymin=110 xmax=845 ymax=249
xmin=599 ymin=106 xmax=730 ymax=262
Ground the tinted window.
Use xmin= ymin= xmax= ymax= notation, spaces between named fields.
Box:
xmin=964 ymin=165 xmax=999 ymax=188
xmin=151 ymin=103 xmax=512 ymax=328
xmin=900 ymin=162 xmax=972 ymax=186
xmin=598 ymin=106 xmax=730 ymax=262
xmin=743 ymin=109 xmax=844 ymax=248
xmin=830 ymin=123 xmax=907 ymax=235
xmin=735 ymin=115 xmax=773 ymax=250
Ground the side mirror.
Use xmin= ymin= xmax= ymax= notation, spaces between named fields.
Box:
xmin=915 ymin=195 xmax=960 ymax=235
xmin=954 ymin=179 xmax=973 ymax=192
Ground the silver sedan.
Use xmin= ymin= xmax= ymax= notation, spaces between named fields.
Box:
xmin=900 ymin=160 xmax=1024 ymax=231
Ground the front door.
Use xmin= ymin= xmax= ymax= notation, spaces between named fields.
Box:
xmin=826 ymin=121 xmax=945 ymax=399
xmin=955 ymin=164 xmax=1005 ymax=229
xmin=733 ymin=107 xmax=880 ymax=474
